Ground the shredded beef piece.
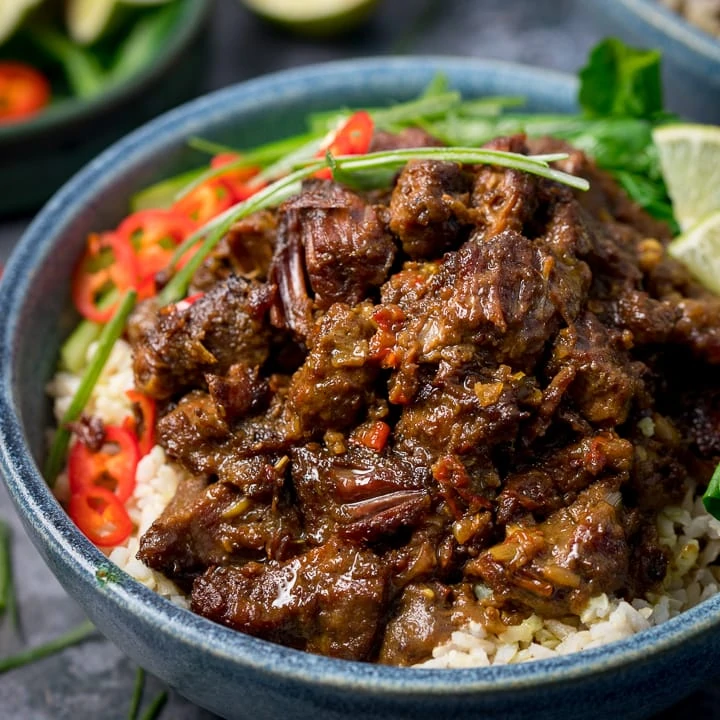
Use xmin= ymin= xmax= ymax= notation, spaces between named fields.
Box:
xmin=496 ymin=432 xmax=633 ymax=524
xmin=292 ymin=444 xmax=432 ymax=544
xmin=157 ymin=386 xmax=298 ymax=484
xmin=138 ymin=468 xmax=302 ymax=588
xmin=132 ymin=275 xmax=274 ymax=400
xmin=270 ymin=180 xmax=396 ymax=336
xmin=546 ymin=312 xmax=642 ymax=426
xmin=389 ymin=160 xmax=472 ymax=259
xmin=286 ymin=302 xmax=380 ymax=433
xmin=468 ymin=480 xmax=633 ymax=617
xmin=191 ymin=538 xmax=390 ymax=661
xmin=190 ymin=210 xmax=277 ymax=292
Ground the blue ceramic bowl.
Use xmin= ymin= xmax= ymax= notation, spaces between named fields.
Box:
xmin=0 ymin=0 xmax=211 ymax=216
xmin=1 ymin=57 xmax=720 ymax=720
xmin=585 ymin=0 xmax=720 ymax=122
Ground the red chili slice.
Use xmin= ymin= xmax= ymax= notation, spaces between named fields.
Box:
xmin=315 ymin=110 xmax=374 ymax=179
xmin=68 ymin=486 xmax=133 ymax=547
xmin=0 ymin=61 xmax=51 ymax=124
xmin=352 ymin=421 xmax=391 ymax=452
xmin=172 ymin=178 xmax=235 ymax=225
xmin=210 ymin=154 xmax=265 ymax=201
xmin=71 ymin=232 xmax=140 ymax=323
xmin=124 ymin=389 xmax=157 ymax=457
xmin=116 ymin=209 xmax=196 ymax=295
xmin=68 ymin=425 xmax=140 ymax=503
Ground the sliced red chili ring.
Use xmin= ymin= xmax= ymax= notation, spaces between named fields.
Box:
xmin=116 ymin=209 xmax=196 ymax=295
xmin=0 ymin=61 xmax=51 ymax=124
xmin=172 ymin=178 xmax=235 ymax=225
xmin=71 ymin=232 xmax=140 ymax=323
xmin=315 ymin=110 xmax=374 ymax=179
xmin=68 ymin=424 xmax=140 ymax=503
xmin=68 ymin=486 xmax=133 ymax=547
xmin=210 ymin=154 xmax=265 ymax=201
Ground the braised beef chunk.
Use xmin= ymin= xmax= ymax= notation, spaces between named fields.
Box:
xmin=468 ymin=480 xmax=635 ymax=617
xmin=284 ymin=180 xmax=396 ymax=309
xmin=286 ymin=302 xmax=380 ymax=433
xmin=191 ymin=538 xmax=390 ymax=660
xmin=389 ymin=160 xmax=472 ymax=259
xmin=190 ymin=210 xmax=278 ymax=292
xmin=292 ymin=444 xmax=432 ymax=544
xmin=138 ymin=469 xmax=302 ymax=587
xmin=378 ymin=582 xmax=456 ymax=666
xmin=131 ymin=275 xmax=274 ymax=400
xmin=135 ymin=129 xmax=720 ymax=665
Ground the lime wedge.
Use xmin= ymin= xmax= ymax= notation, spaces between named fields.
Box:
xmin=241 ymin=0 xmax=378 ymax=36
xmin=653 ymin=123 xmax=720 ymax=232
xmin=0 ymin=0 xmax=44 ymax=46
xmin=66 ymin=0 xmax=172 ymax=45
xmin=668 ymin=210 xmax=720 ymax=295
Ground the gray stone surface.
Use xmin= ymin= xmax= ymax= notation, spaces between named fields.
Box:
xmin=0 ymin=0 xmax=715 ymax=717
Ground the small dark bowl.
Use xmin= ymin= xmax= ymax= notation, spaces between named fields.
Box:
xmin=2 ymin=57 xmax=720 ymax=720
xmin=0 ymin=0 xmax=212 ymax=216
xmin=585 ymin=0 xmax=720 ymax=122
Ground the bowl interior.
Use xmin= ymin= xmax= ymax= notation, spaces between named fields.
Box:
xmin=3 ymin=56 xmax=720 ymax=718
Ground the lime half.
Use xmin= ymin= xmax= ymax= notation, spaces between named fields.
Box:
xmin=0 ymin=0 xmax=44 ymax=46
xmin=653 ymin=123 xmax=720 ymax=233
xmin=66 ymin=0 xmax=172 ymax=45
xmin=668 ymin=210 xmax=720 ymax=295
xmin=242 ymin=0 xmax=378 ymax=36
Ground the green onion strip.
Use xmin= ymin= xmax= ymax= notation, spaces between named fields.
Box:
xmin=45 ymin=290 xmax=138 ymax=484
xmin=0 ymin=620 xmax=97 ymax=674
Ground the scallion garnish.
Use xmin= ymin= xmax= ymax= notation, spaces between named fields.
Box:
xmin=45 ymin=289 xmax=138 ymax=484
xmin=0 ymin=620 xmax=96 ymax=673
xmin=139 ymin=691 xmax=168 ymax=720
xmin=128 ymin=667 xmax=146 ymax=720
xmin=703 ymin=464 xmax=720 ymax=519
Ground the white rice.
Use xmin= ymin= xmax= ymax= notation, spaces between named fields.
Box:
xmin=47 ymin=340 xmax=720 ymax=666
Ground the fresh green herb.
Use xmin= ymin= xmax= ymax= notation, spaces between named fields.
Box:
xmin=45 ymin=289 xmax=137 ymax=484
xmin=28 ymin=26 xmax=106 ymax=98
xmin=703 ymin=465 xmax=720 ymax=519
xmin=579 ymin=37 xmax=663 ymax=120
xmin=109 ymin=3 xmax=180 ymax=85
xmin=139 ymin=691 xmax=168 ymax=720
xmin=128 ymin=667 xmax=146 ymax=720
xmin=0 ymin=620 xmax=96 ymax=673
xmin=188 ymin=131 xmax=319 ymax=165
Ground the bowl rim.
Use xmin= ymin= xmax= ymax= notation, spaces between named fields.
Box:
xmin=0 ymin=0 xmax=211 ymax=142
xmin=594 ymin=0 xmax=720 ymax=72
xmin=2 ymin=54 xmax=720 ymax=695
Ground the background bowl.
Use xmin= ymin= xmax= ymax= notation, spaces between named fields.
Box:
xmin=0 ymin=0 xmax=211 ymax=216
xmin=585 ymin=0 xmax=720 ymax=123
xmin=2 ymin=56 xmax=720 ymax=720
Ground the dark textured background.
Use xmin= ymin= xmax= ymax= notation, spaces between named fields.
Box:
xmin=0 ymin=0 xmax=715 ymax=717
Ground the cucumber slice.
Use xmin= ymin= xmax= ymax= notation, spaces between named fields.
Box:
xmin=242 ymin=0 xmax=378 ymax=36
xmin=0 ymin=0 xmax=44 ymax=46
